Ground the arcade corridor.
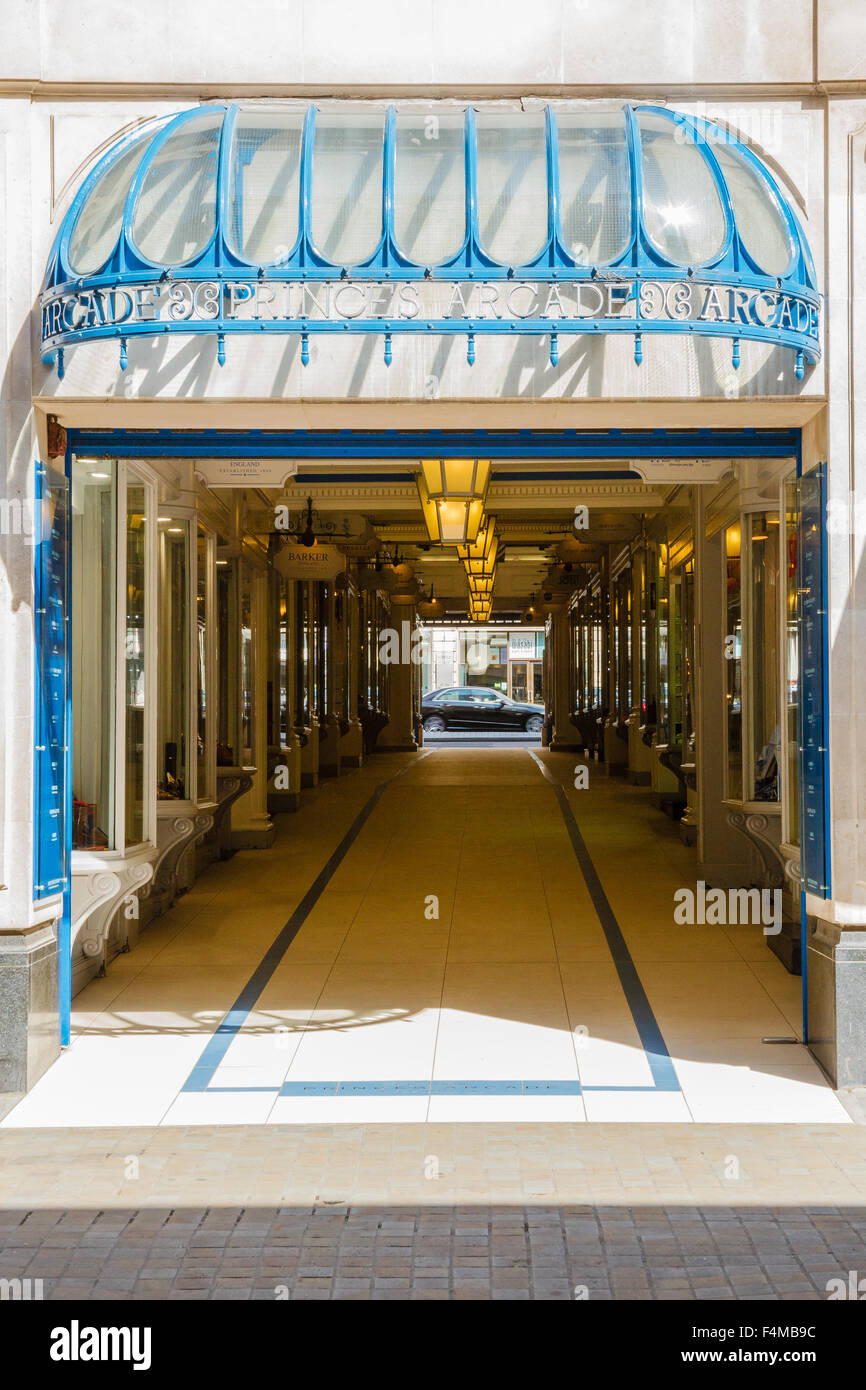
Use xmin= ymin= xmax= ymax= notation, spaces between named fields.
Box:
xmin=3 ymin=748 xmax=846 ymax=1130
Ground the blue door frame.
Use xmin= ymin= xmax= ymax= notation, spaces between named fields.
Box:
xmin=43 ymin=425 xmax=829 ymax=1047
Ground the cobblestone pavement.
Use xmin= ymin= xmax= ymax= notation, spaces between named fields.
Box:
xmin=2 ymin=1123 xmax=866 ymax=1299
xmin=3 ymin=1202 xmax=866 ymax=1300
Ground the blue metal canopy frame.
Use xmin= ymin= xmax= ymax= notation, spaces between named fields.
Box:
xmin=42 ymin=102 xmax=821 ymax=378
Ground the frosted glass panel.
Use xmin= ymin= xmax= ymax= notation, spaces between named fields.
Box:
xmin=68 ymin=133 xmax=153 ymax=274
xmin=227 ymin=111 xmax=303 ymax=264
xmin=131 ymin=113 xmax=222 ymax=265
xmin=394 ymin=111 xmax=465 ymax=265
xmin=711 ymin=139 xmax=793 ymax=276
xmin=557 ymin=111 xmax=631 ymax=265
xmin=639 ymin=112 xmax=726 ymax=266
xmin=311 ymin=112 xmax=384 ymax=264
xmin=476 ymin=112 xmax=547 ymax=265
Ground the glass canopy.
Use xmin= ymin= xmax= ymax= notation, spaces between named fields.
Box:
xmin=42 ymin=101 xmax=820 ymax=376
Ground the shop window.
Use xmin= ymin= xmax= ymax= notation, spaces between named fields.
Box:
xmin=657 ymin=545 xmax=670 ymax=743
xmin=613 ymin=570 xmax=632 ymax=718
xmin=311 ymin=111 xmax=384 ymax=264
xmin=124 ymin=479 xmax=148 ymax=846
xmin=476 ymin=111 xmax=548 ymax=266
xmin=157 ymin=519 xmax=190 ymax=801
xmin=681 ymin=559 xmax=695 ymax=748
xmin=316 ymin=583 xmax=330 ymax=718
xmin=748 ymin=511 xmax=781 ymax=802
xmin=394 ymin=111 xmax=465 ymax=265
xmin=273 ymin=572 xmax=290 ymax=747
xmin=296 ymin=580 xmax=310 ymax=726
xmin=240 ymin=566 xmax=253 ymax=762
xmin=196 ymin=527 xmax=214 ymax=800
xmin=217 ymin=560 xmax=239 ymax=763
xmin=725 ymin=524 xmax=743 ymax=799
xmin=71 ymin=458 xmax=116 ymax=850
xmin=339 ymin=582 xmax=352 ymax=725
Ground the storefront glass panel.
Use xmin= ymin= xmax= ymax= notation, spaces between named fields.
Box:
xmin=157 ymin=519 xmax=189 ymax=801
xmin=124 ymin=480 xmax=148 ymax=845
xmin=71 ymin=458 xmax=116 ymax=850
xmin=196 ymin=528 xmax=211 ymax=798
xmin=217 ymin=560 xmax=238 ymax=763
xmin=240 ymin=567 xmax=253 ymax=762
xmin=784 ymin=483 xmax=800 ymax=844
xmin=725 ymin=524 xmax=743 ymax=799
xmin=749 ymin=511 xmax=781 ymax=801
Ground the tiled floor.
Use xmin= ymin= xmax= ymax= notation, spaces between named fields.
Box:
xmin=2 ymin=748 xmax=863 ymax=1300
xmin=2 ymin=747 xmax=850 ymax=1128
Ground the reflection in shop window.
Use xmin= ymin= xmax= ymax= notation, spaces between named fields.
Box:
xmin=274 ymin=572 xmax=289 ymax=747
xmin=196 ymin=527 xmax=212 ymax=799
xmin=296 ymin=580 xmax=310 ymax=726
xmin=157 ymin=519 xmax=189 ymax=800
xmin=681 ymin=559 xmax=695 ymax=749
xmin=657 ymin=545 xmax=670 ymax=743
xmin=71 ymin=458 xmax=116 ymax=850
xmin=749 ymin=512 xmax=781 ymax=802
xmin=217 ymin=559 xmax=239 ymax=764
xmin=240 ymin=567 xmax=253 ymax=763
xmin=725 ymin=524 xmax=743 ymax=800
xmin=125 ymin=481 xmax=148 ymax=846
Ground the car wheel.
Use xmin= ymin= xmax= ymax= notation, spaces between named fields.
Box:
xmin=525 ymin=714 xmax=544 ymax=735
xmin=423 ymin=714 xmax=447 ymax=732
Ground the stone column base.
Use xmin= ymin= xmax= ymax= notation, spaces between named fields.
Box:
xmin=603 ymin=722 xmax=629 ymax=774
xmin=318 ymin=716 xmax=343 ymax=778
xmin=300 ymin=722 xmax=320 ymax=787
xmin=340 ymin=718 xmax=364 ymax=769
xmin=0 ymin=922 xmax=60 ymax=1094
xmin=807 ymin=922 xmax=866 ymax=1087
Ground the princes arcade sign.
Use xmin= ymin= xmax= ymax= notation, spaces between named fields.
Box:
xmin=41 ymin=274 xmax=819 ymax=373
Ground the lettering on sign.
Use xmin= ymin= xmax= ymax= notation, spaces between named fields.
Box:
xmin=42 ymin=278 xmax=820 ymax=344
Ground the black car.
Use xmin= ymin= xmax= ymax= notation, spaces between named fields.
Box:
xmin=421 ymin=685 xmax=544 ymax=733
